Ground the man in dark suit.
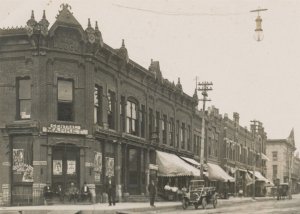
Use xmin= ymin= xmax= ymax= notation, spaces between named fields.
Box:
xmin=106 ymin=177 xmax=116 ymax=206
xmin=148 ymin=180 xmax=156 ymax=207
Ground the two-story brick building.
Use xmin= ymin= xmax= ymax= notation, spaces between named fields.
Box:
xmin=0 ymin=4 xmax=211 ymax=206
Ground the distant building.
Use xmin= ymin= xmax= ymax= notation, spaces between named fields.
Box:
xmin=266 ymin=130 xmax=297 ymax=191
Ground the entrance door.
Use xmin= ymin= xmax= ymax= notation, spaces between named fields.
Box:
xmin=52 ymin=144 xmax=80 ymax=195
xmin=128 ymin=148 xmax=140 ymax=194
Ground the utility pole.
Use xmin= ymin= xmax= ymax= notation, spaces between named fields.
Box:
xmin=250 ymin=120 xmax=261 ymax=200
xmin=197 ymin=81 xmax=213 ymax=180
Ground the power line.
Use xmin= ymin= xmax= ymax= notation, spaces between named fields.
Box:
xmin=112 ymin=3 xmax=248 ymax=17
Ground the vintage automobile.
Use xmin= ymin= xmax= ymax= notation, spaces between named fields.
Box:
xmin=182 ymin=180 xmax=218 ymax=210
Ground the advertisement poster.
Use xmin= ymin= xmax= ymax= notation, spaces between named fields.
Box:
xmin=53 ymin=160 xmax=62 ymax=175
xmin=94 ymin=152 xmax=102 ymax=172
xmin=67 ymin=160 xmax=76 ymax=175
xmin=105 ymin=157 xmax=114 ymax=177
xmin=22 ymin=165 xmax=33 ymax=182
xmin=95 ymin=171 xmax=101 ymax=183
xmin=13 ymin=149 xmax=24 ymax=171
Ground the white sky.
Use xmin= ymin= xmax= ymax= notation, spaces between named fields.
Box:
xmin=1 ymin=0 xmax=299 ymax=152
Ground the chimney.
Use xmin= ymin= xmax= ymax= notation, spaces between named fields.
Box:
xmin=233 ymin=112 xmax=239 ymax=124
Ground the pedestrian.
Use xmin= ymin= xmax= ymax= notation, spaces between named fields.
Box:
xmin=68 ymin=182 xmax=79 ymax=203
xmin=106 ymin=176 xmax=116 ymax=206
xmin=148 ymin=179 xmax=156 ymax=207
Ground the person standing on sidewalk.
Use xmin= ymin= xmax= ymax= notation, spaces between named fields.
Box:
xmin=106 ymin=176 xmax=116 ymax=206
xmin=148 ymin=180 xmax=156 ymax=207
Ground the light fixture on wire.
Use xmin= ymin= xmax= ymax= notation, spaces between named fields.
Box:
xmin=250 ymin=8 xmax=268 ymax=42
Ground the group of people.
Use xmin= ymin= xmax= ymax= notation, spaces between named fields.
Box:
xmin=43 ymin=178 xmax=158 ymax=208
xmin=43 ymin=181 xmax=92 ymax=204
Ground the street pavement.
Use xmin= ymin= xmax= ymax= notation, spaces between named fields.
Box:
xmin=0 ymin=195 xmax=298 ymax=214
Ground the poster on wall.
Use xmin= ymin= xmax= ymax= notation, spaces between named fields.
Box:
xmin=22 ymin=165 xmax=33 ymax=182
xmin=67 ymin=160 xmax=76 ymax=175
xmin=13 ymin=149 xmax=24 ymax=171
xmin=53 ymin=160 xmax=63 ymax=175
xmin=94 ymin=152 xmax=102 ymax=172
xmin=105 ymin=157 xmax=114 ymax=177
xmin=95 ymin=171 xmax=101 ymax=183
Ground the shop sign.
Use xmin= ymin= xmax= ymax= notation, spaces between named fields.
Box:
xmin=33 ymin=161 xmax=47 ymax=166
xmin=2 ymin=162 xmax=11 ymax=166
xmin=42 ymin=124 xmax=88 ymax=135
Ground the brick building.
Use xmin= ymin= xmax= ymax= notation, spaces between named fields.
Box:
xmin=0 ymin=4 xmax=270 ymax=206
xmin=0 ymin=5 xmax=206 ymax=205
xmin=266 ymin=130 xmax=297 ymax=193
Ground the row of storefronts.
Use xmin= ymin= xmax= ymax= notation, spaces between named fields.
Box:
xmin=0 ymin=4 xmax=272 ymax=206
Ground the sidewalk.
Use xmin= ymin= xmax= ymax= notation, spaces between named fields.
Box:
xmin=0 ymin=196 xmax=276 ymax=214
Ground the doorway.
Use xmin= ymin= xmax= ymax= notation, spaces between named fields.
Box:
xmin=52 ymin=144 xmax=80 ymax=195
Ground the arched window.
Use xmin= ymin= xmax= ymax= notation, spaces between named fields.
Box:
xmin=126 ymin=99 xmax=138 ymax=136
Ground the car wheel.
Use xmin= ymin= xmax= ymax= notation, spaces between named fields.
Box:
xmin=202 ymin=197 xmax=207 ymax=209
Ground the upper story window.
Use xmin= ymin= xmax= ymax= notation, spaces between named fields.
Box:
xmin=176 ymin=120 xmax=180 ymax=148
xmin=140 ymin=105 xmax=146 ymax=138
xmin=169 ymin=118 xmax=174 ymax=146
xmin=162 ymin=115 xmax=167 ymax=144
xmin=107 ymin=90 xmax=116 ymax=129
xmin=187 ymin=125 xmax=191 ymax=151
xmin=272 ymin=165 xmax=278 ymax=178
xmin=272 ymin=151 xmax=278 ymax=161
xmin=126 ymin=100 xmax=138 ymax=136
xmin=57 ymin=79 xmax=73 ymax=121
xmin=94 ymin=85 xmax=103 ymax=124
xmin=181 ymin=123 xmax=185 ymax=149
xmin=120 ymin=96 xmax=126 ymax=132
xmin=17 ymin=77 xmax=31 ymax=119
xmin=155 ymin=111 xmax=160 ymax=134
xmin=148 ymin=108 xmax=154 ymax=139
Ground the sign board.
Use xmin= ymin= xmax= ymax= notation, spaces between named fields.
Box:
xmin=42 ymin=124 xmax=88 ymax=135
xmin=149 ymin=164 xmax=159 ymax=171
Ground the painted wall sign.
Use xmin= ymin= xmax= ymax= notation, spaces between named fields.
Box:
xmin=33 ymin=161 xmax=47 ymax=166
xmin=42 ymin=124 xmax=88 ymax=135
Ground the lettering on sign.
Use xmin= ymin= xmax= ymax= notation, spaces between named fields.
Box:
xmin=42 ymin=124 xmax=88 ymax=135
xmin=33 ymin=161 xmax=47 ymax=166
xmin=2 ymin=162 xmax=11 ymax=166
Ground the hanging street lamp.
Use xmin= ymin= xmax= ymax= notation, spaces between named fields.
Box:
xmin=250 ymin=8 xmax=268 ymax=42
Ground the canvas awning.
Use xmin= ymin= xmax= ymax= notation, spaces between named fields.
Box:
xmin=180 ymin=156 xmax=208 ymax=176
xmin=261 ymin=153 xmax=270 ymax=161
xmin=207 ymin=163 xmax=235 ymax=182
xmin=156 ymin=151 xmax=200 ymax=177
xmin=249 ymin=171 xmax=268 ymax=182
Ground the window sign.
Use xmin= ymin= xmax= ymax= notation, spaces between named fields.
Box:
xmin=67 ymin=160 xmax=76 ymax=175
xmin=53 ymin=160 xmax=62 ymax=175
